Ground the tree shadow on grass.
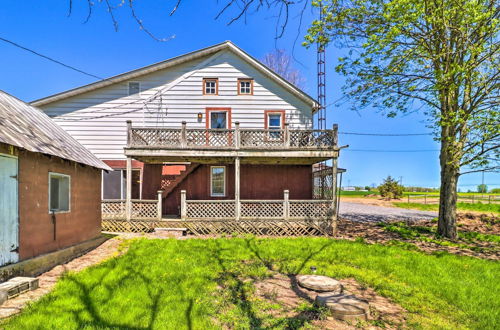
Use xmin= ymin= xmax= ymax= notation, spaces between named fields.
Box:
xmin=64 ymin=250 xmax=165 ymax=329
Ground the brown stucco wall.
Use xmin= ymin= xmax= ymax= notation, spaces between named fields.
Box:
xmin=0 ymin=143 xmax=102 ymax=261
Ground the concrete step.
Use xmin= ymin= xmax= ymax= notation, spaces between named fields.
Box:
xmin=0 ymin=277 xmax=39 ymax=305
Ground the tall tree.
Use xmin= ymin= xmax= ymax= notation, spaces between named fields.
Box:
xmin=304 ymin=0 xmax=499 ymax=238
xmin=262 ymin=49 xmax=306 ymax=88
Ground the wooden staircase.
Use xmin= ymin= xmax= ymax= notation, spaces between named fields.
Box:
xmin=161 ymin=163 xmax=200 ymax=199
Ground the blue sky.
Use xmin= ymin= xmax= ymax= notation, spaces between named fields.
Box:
xmin=0 ymin=1 xmax=497 ymax=190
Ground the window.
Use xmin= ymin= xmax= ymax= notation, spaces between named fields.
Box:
xmin=210 ymin=166 xmax=226 ymax=197
xmin=49 ymin=173 xmax=70 ymax=213
xmin=102 ymin=169 xmax=140 ymax=199
xmin=238 ymin=79 xmax=253 ymax=95
xmin=265 ymin=111 xmax=284 ymax=139
xmin=203 ymin=78 xmax=218 ymax=95
xmin=128 ymin=82 xmax=140 ymax=96
xmin=210 ymin=112 xmax=227 ymax=129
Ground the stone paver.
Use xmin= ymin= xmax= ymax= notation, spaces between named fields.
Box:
xmin=339 ymin=202 xmax=437 ymax=222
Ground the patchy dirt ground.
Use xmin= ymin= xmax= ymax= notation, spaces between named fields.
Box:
xmin=0 ymin=236 xmax=126 ymax=319
xmin=253 ymin=273 xmax=406 ymax=329
xmin=337 ymin=213 xmax=500 ymax=260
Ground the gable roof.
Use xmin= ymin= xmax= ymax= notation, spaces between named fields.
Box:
xmin=0 ymin=90 xmax=111 ymax=170
xmin=31 ymin=41 xmax=318 ymax=110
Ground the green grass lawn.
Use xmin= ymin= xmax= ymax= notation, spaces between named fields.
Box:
xmin=2 ymin=238 xmax=499 ymax=329
xmin=393 ymin=202 xmax=500 ymax=214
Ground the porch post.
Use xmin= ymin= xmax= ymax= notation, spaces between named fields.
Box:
xmin=126 ymin=120 xmax=132 ymax=147
xmin=157 ymin=190 xmax=163 ymax=220
xmin=330 ymin=124 xmax=339 ymax=236
xmin=235 ymin=156 xmax=241 ymax=220
xmin=284 ymin=122 xmax=290 ymax=147
xmin=126 ymin=156 xmax=132 ymax=221
xmin=180 ymin=190 xmax=187 ymax=220
xmin=235 ymin=121 xmax=240 ymax=149
xmin=181 ymin=121 xmax=187 ymax=148
xmin=283 ymin=190 xmax=289 ymax=220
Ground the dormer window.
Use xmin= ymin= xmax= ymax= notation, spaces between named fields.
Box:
xmin=238 ymin=78 xmax=253 ymax=95
xmin=203 ymin=78 xmax=218 ymax=95
xmin=128 ymin=82 xmax=140 ymax=96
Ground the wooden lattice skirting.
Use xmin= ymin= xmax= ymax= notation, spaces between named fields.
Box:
xmin=102 ymin=219 xmax=333 ymax=236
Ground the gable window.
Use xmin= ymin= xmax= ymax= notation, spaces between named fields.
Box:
xmin=203 ymin=78 xmax=218 ymax=95
xmin=128 ymin=82 xmax=140 ymax=96
xmin=210 ymin=166 xmax=226 ymax=197
xmin=238 ymin=78 xmax=253 ymax=95
xmin=49 ymin=173 xmax=70 ymax=213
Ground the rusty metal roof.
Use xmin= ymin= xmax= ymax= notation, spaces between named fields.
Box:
xmin=0 ymin=90 xmax=111 ymax=170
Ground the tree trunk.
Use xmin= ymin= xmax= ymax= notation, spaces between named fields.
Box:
xmin=438 ymin=149 xmax=460 ymax=239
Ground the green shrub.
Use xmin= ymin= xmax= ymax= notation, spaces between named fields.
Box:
xmin=378 ymin=176 xmax=404 ymax=199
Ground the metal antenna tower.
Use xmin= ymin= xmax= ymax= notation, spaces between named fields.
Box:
xmin=316 ymin=2 xmax=326 ymax=131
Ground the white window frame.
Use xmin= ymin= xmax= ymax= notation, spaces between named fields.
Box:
xmin=267 ymin=112 xmax=282 ymax=130
xmin=128 ymin=81 xmax=141 ymax=96
xmin=210 ymin=166 xmax=226 ymax=197
xmin=48 ymin=172 xmax=71 ymax=214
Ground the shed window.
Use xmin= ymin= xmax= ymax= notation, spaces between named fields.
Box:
xmin=238 ymin=79 xmax=253 ymax=95
xmin=128 ymin=82 xmax=140 ymax=96
xmin=49 ymin=173 xmax=70 ymax=213
xmin=210 ymin=166 xmax=226 ymax=197
xmin=203 ymin=78 xmax=218 ymax=95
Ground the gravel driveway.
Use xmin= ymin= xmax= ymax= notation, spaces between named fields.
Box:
xmin=339 ymin=202 xmax=437 ymax=222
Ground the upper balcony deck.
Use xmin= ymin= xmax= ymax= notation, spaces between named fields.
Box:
xmin=124 ymin=121 xmax=339 ymax=164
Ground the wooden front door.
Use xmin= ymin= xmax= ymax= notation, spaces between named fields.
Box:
xmin=0 ymin=154 xmax=19 ymax=266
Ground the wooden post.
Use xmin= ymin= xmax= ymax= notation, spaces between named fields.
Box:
xmin=283 ymin=190 xmax=289 ymax=220
xmin=235 ymin=121 xmax=240 ymax=149
xmin=284 ymin=122 xmax=290 ymax=148
xmin=126 ymin=120 xmax=132 ymax=147
xmin=330 ymin=124 xmax=339 ymax=236
xmin=157 ymin=190 xmax=163 ymax=220
xmin=126 ymin=156 xmax=132 ymax=221
xmin=407 ymin=194 xmax=410 ymax=203
xmin=181 ymin=121 xmax=187 ymax=148
xmin=424 ymin=194 xmax=427 ymax=204
xmin=181 ymin=190 xmax=187 ymax=220
xmin=235 ymin=157 xmax=241 ymax=220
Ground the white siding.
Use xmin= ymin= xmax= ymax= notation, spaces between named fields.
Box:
xmin=40 ymin=50 xmax=313 ymax=160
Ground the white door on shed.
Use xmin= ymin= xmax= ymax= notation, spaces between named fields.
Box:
xmin=0 ymin=153 xmax=19 ymax=266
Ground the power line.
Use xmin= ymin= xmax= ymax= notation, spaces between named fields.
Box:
xmin=340 ymin=131 xmax=432 ymax=136
xmin=0 ymin=36 xmax=103 ymax=80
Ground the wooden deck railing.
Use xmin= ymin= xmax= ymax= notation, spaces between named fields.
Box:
xmin=181 ymin=190 xmax=334 ymax=221
xmin=127 ymin=121 xmax=337 ymax=150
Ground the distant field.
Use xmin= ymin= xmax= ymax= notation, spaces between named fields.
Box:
xmin=393 ymin=202 xmax=500 ymax=214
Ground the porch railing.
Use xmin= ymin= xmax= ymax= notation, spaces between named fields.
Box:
xmin=127 ymin=121 xmax=337 ymax=150
xmin=102 ymin=191 xmax=163 ymax=221
xmin=181 ymin=190 xmax=334 ymax=221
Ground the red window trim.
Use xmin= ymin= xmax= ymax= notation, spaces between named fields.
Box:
xmin=202 ymin=78 xmax=219 ymax=95
xmin=206 ymin=108 xmax=232 ymax=129
xmin=264 ymin=110 xmax=286 ymax=129
xmin=237 ymin=78 xmax=254 ymax=95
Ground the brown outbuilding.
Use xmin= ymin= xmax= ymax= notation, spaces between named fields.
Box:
xmin=0 ymin=90 xmax=111 ymax=278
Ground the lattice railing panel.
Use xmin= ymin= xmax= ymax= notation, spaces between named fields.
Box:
xmin=186 ymin=200 xmax=236 ymax=219
xmin=240 ymin=129 xmax=286 ymax=149
xmin=131 ymin=128 xmax=181 ymax=147
xmin=131 ymin=200 xmax=158 ymax=220
xmin=290 ymin=130 xmax=334 ymax=149
xmin=313 ymin=167 xmax=334 ymax=199
xmin=101 ymin=199 xmax=158 ymax=220
xmin=102 ymin=200 xmax=126 ymax=220
xmin=240 ymin=201 xmax=283 ymax=219
xmin=186 ymin=129 xmax=234 ymax=148
xmin=289 ymin=200 xmax=332 ymax=219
